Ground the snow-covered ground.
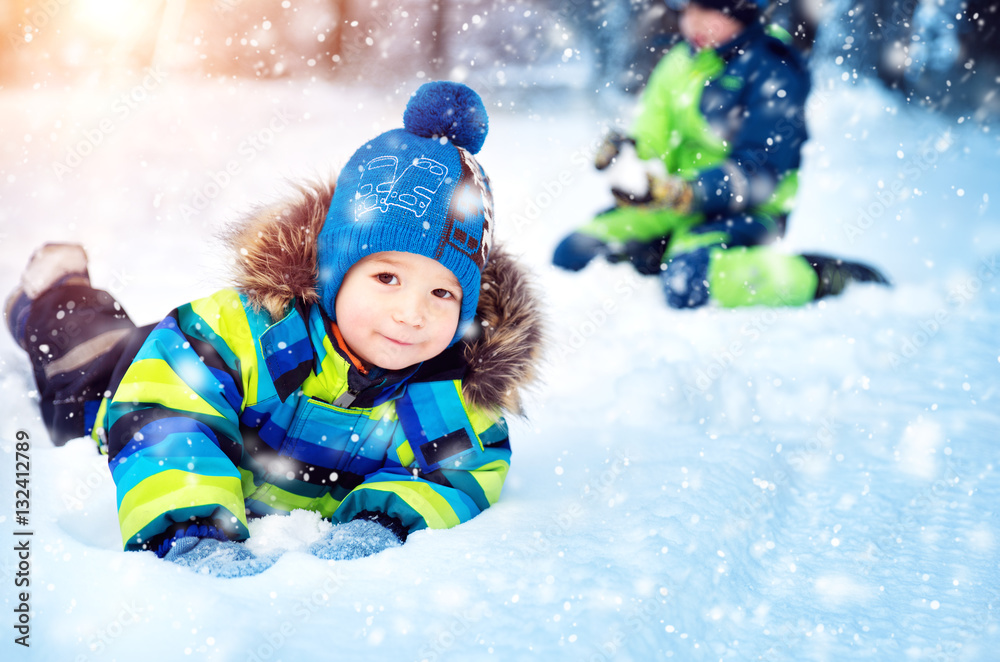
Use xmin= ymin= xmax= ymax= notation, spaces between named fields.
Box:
xmin=1 ymin=65 xmax=998 ymax=661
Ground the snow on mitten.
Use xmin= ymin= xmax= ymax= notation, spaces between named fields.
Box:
xmin=307 ymin=519 xmax=403 ymax=561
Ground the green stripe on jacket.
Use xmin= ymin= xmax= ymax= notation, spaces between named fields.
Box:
xmin=105 ymin=289 xmax=513 ymax=551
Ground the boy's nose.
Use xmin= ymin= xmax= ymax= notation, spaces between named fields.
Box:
xmin=391 ymin=294 xmax=425 ymax=327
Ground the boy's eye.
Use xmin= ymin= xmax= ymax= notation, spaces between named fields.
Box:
xmin=432 ymin=288 xmax=456 ymax=300
xmin=376 ymin=273 xmax=398 ymax=285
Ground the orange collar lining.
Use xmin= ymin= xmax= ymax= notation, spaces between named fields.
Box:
xmin=329 ymin=322 xmax=369 ymax=375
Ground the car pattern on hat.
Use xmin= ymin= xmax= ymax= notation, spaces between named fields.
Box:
xmin=354 ymin=155 xmax=449 ymax=219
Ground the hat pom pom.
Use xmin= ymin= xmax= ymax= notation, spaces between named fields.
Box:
xmin=403 ymin=81 xmax=489 ymax=154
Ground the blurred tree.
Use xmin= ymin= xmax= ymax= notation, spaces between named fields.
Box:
xmin=0 ymin=2 xmax=16 ymax=82
xmin=431 ymin=0 xmax=448 ymax=74
xmin=327 ymin=0 xmax=345 ymax=66
xmin=822 ymin=0 xmax=999 ymax=119
xmin=1 ymin=0 xmax=990 ymax=126
xmin=1 ymin=0 xmax=34 ymax=84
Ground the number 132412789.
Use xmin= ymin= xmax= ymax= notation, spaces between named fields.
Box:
xmin=13 ymin=429 xmax=32 ymax=648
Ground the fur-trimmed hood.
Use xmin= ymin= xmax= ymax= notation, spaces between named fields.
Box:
xmin=224 ymin=179 xmax=544 ymax=415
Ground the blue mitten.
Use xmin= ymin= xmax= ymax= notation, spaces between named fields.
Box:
xmin=553 ymin=232 xmax=610 ymax=271
xmin=163 ymin=536 xmax=277 ymax=578
xmin=307 ymin=519 xmax=403 ymax=561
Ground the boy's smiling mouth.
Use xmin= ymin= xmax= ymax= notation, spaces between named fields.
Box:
xmin=380 ymin=333 xmax=414 ymax=346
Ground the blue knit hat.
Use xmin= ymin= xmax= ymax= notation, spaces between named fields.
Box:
xmin=317 ymin=81 xmax=494 ymax=346
xmin=669 ymin=0 xmax=766 ymax=25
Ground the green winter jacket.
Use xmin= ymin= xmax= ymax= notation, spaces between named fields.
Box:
xmin=581 ymin=23 xmax=811 ymax=245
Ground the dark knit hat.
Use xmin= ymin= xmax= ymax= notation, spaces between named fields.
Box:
xmin=317 ymin=81 xmax=494 ymax=346
xmin=683 ymin=0 xmax=766 ymax=25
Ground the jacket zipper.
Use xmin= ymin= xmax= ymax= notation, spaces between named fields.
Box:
xmin=332 ymin=388 xmax=358 ymax=408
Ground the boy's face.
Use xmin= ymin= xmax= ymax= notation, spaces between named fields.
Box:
xmin=335 ymin=251 xmax=462 ymax=371
xmin=680 ymin=4 xmax=744 ymax=50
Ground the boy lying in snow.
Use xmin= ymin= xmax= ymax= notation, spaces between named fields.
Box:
xmin=5 ymin=82 xmax=543 ymax=577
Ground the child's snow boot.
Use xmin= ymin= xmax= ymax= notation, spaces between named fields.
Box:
xmin=4 ymin=243 xmax=91 ymax=349
xmin=801 ymin=253 xmax=891 ymax=299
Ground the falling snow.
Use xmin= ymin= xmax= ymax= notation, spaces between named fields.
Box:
xmin=1 ymin=1 xmax=999 ymax=660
